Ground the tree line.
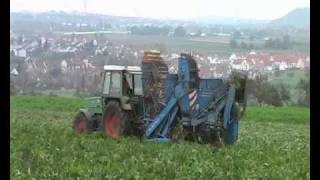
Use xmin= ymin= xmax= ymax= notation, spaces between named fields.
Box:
xmin=229 ymin=35 xmax=292 ymax=50
xmin=130 ymin=25 xmax=187 ymax=37
xmin=245 ymin=72 xmax=309 ymax=107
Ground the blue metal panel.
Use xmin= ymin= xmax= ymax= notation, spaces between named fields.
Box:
xmin=165 ymin=74 xmax=178 ymax=103
xmin=160 ymin=106 xmax=179 ymax=137
xmin=196 ymin=92 xmax=214 ymax=109
xmin=207 ymin=111 xmax=216 ymax=124
xmin=224 ymin=119 xmax=238 ymax=144
xmin=178 ymin=58 xmax=188 ymax=81
xmin=145 ymin=97 xmax=177 ymax=138
xmin=224 ymin=104 xmax=239 ymax=144
xmin=174 ymin=83 xmax=190 ymax=115
xmin=199 ymin=79 xmax=223 ymax=90
xmin=197 ymin=79 xmax=223 ymax=109
xmin=223 ymin=86 xmax=236 ymax=128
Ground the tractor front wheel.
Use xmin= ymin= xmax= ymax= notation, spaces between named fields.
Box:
xmin=102 ymin=101 xmax=130 ymax=138
xmin=73 ymin=112 xmax=89 ymax=134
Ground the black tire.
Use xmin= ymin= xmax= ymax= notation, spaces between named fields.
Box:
xmin=102 ymin=101 xmax=130 ymax=137
xmin=73 ymin=112 xmax=89 ymax=134
xmin=223 ymin=103 xmax=239 ymax=144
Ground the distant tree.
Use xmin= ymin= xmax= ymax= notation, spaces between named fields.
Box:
xmin=263 ymin=85 xmax=282 ymax=106
xmin=105 ymin=24 xmax=112 ymax=29
xmin=71 ymin=33 xmax=75 ymax=41
xmin=265 ymin=36 xmax=291 ymax=49
xmin=160 ymin=26 xmax=171 ymax=36
xmin=297 ymin=77 xmax=310 ymax=107
xmin=249 ymin=43 xmax=254 ymax=50
xmin=50 ymin=68 xmax=62 ymax=78
xmin=173 ymin=26 xmax=186 ymax=37
xmin=130 ymin=25 xmax=170 ymax=36
xmin=265 ymin=39 xmax=273 ymax=48
xmin=245 ymin=78 xmax=255 ymax=96
xmin=230 ymin=39 xmax=238 ymax=49
xmin=251 ymin=75 xmax=268 ymax=106
xmin=43 ymin=40 xmax=49 ymax=50
xmin=233 ymin=31 xmax=241 ymax=39
xmin=279 ymin=84 xmax=290 ymax=105
xmin=249 ymin=35 xmax=255 ymax=41
xmin=273 ymin=38 xmax=281 ymax=48
xmin=240 ymin=42 xmax=248 ymax=49
xmin=274 ymin=68 xmax=280 ymax=77
xmin=18 ymin=35 xmax=23 ymax=45
xmin=248 ymin=74 xmax=282 ymax=106
xmin=196 ymin=29 xmax=202 ymax=36
xmin=282 ymin=35 xmax=291 ymax=49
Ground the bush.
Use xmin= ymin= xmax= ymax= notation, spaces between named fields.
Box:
xmin=246 ymin=75 xmax=292 ymax=106
xmin=296 ymin=77 xmax=310 ymax=107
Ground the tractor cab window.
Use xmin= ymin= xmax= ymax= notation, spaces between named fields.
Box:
xmin=124 ymin=73 xmax=133 ymax=88
xmin=103 ymin=71 xmax=111 ymax=94
xmin=123 ymin=73 xmax=133 ymax=95
xmin=133 ymin=74 xmax=143 ymax=95
xmin=110 ymin=71 xmax=122 ymax=96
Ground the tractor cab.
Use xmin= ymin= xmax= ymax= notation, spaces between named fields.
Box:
xmin=102 ymin=65 xmax=143 ymax=97
xmin=101 ymin=65 xmax=143 ymax=111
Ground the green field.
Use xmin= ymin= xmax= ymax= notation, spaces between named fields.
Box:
xmin=10 ymin=95 xmax=310 ymax=179
xmin=104 ymin=34 xmax=242 ymax=56
xmin=102 ymin=34 xmax=309 ymax=55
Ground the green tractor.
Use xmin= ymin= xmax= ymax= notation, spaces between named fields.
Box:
xmin=73 ymin=65 xmax=144 ymax=137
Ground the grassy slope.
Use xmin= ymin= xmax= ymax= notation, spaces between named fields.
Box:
xmin=10 ymin=95 xmax=309 ymax=179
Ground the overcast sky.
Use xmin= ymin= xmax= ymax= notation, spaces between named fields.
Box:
xmin=11 ymin=0 xmax=310 ymax=20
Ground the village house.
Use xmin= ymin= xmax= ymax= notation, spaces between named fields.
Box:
xmin=10 ymin=67 xmax=19 ymax=76
xmin=14 ymin=48 xmax=27 ymax=58
xmin=229 ymin=53 xmax=250 ymax=71
xmin=60 ymin=60 xmax=68 ymax=73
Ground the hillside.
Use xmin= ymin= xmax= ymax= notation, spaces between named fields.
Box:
xmin=269 ymin=8 xmax=310 ymax=29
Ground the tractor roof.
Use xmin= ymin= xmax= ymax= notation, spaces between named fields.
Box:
xmin=104 ymin=65 xmax=126 ymax=71
xmin=126 ymin=66 xmax=141 ymax=72
xmin=104 ymin=65 xmax=141 ymax=73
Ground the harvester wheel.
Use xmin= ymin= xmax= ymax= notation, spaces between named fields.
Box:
xmin=102 ymin=101 xmax=130 ymax=138
xmin=73 ymin=112 xmax=89 ymax=134
xmin=223 ymin=103 xmax=239 ymax=144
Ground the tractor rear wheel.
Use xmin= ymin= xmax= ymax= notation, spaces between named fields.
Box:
xmin=102 ymin=101 xmax=130 ymax=138
xmin=223 ymin=103 xmax=239 ymax=144
xmin=73 ymin=112 xmax=89 ymax=134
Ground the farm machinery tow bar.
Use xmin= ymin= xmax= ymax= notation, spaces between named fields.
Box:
xmin=73 ymin=51 xmax=247 ymax=145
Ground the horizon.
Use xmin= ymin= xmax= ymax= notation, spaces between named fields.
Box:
xmin=10 ymin=0 xmax=309 ymax=21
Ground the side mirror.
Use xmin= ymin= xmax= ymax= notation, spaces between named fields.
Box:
xmin=100 ymin=71 xmax=104 ymax=77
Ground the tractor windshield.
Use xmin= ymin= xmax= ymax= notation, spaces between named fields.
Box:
xmin=110 ymin=71 xmax=122 ymax=96
xmin=103 ymin=72 xmax=111 ymax=94
xmin=133 ymin=74 xmax=143 ymax=95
